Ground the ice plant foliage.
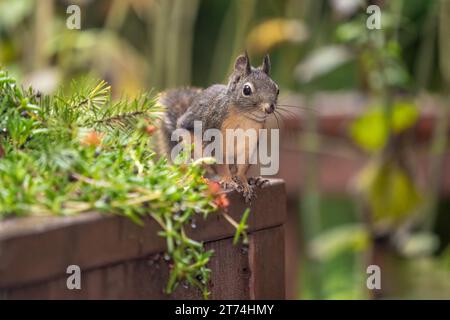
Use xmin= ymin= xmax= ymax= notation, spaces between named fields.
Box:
xmin=0 ymin=70 xmax=248 ymax=299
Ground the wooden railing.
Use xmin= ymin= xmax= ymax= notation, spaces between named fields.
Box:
xmin=0 ymin=179 xmax=286 ymax=299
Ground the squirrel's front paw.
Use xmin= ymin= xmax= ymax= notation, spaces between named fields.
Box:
xmin=221 ymin=176 xmax=256 ymax=203
xmin=248 ymin=176 xmax=269 ymax=188
xmin=220 ymin=176 xmax=243 ymax=193
xmin=233 ymin=177 xmax=256 ymax=204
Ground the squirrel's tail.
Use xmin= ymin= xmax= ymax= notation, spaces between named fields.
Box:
xmin=156 ymin=87 xmax=201 ymax=158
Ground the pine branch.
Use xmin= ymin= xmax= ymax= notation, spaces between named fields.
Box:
xmin=94 ymin=111 xmax=148 ymax=127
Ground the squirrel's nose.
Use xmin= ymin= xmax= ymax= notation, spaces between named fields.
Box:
xmin=265 ymin=104 xmax=275 ymax=114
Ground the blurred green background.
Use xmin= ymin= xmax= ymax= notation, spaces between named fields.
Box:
xmin=1 ymin=0 xmax=450 ymax=299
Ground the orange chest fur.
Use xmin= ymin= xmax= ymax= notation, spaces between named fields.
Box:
xmin=221 ymin=107 xmax=265 ymax=132
xmin=219 ymin=107 xmax=265 ymax=162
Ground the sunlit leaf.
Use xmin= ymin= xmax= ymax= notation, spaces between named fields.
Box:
xmin=295 ymin=45 xmax=353 ymax=83
xmin=350 ymin=102 xmax=419 ymax=152
xmin=246 ymin=18 xmax=308 ymax=54
xmin=355 ymin=159 xmax=422 ymax=231
xmin=0 ymin=0 xmax=33 ymax=30
xmin=398 ymin=232 xmax=439 ymax=258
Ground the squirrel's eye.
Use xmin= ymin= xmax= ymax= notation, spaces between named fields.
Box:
xmin=243 ymin=84 xmax=252 ymax=96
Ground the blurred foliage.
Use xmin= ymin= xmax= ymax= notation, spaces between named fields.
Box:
xmin=296 ymin=45 xmax=353 ymax=84
xmin=355 ymin=159 xmax=422 ymax=231
xmin=300 ymin=196 xmax=368 ymax=299
xmin=0 ymin=0 xmax=445 ymax=94
xmin=247 ymin=18 xmax=308 ymax=54
xmin=296 ymin=0 xmax=449 ymax=300
xmin=398 ymin=232 xmax=439 ymax=258
xmin=309 ymin=224 xmax=370 ymax=262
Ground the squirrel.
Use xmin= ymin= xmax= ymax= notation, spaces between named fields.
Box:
xmin=157 ymin=52 xmax=279 ymax=202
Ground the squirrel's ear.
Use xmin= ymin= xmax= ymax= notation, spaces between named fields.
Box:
xmin=261 ymin=54 xmax=271 ymax=74
xmin=234 ymin=51 xmax=251 ymax=75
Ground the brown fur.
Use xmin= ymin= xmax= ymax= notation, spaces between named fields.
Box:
xmin=156 ymin=87 xmax=201 ymax=156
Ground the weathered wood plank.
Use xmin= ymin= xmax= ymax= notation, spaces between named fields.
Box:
xmin=2 ymin=225 xmax=283 ymax=299
xmin=249 ymin=225 xmax=285 ymax=299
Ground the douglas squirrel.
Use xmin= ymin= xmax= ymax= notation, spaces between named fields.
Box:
xmin=157 ymin=52 xmax=279 ymax=202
